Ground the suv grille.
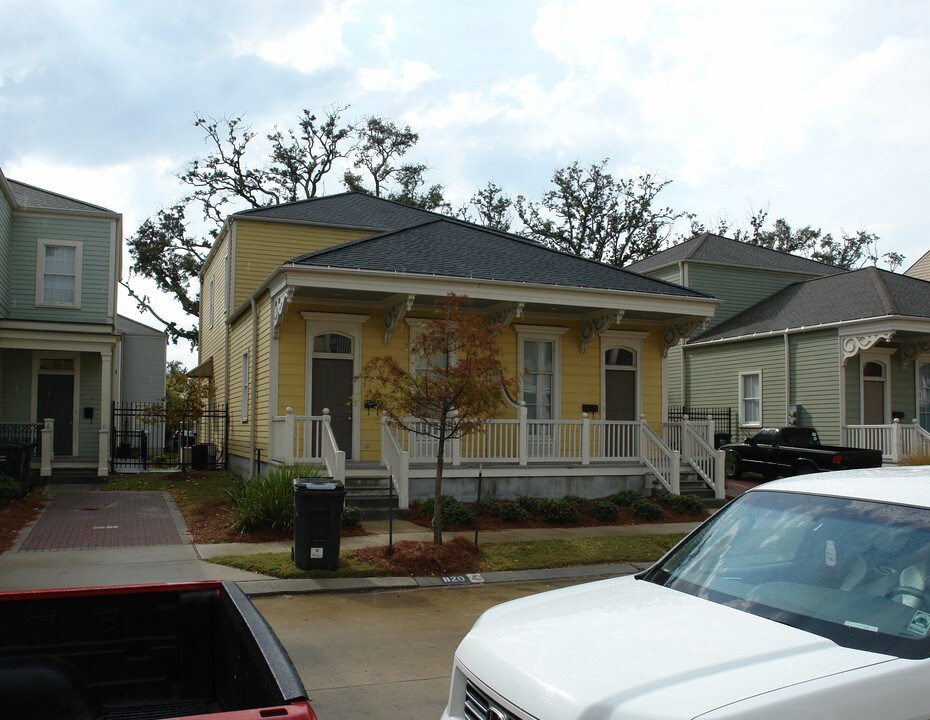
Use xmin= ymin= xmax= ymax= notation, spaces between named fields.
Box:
xmin=465 ymin=682 xmax=524 ymax=720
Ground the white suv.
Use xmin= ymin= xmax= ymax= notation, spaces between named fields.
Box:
xmin=442 ymin=467 xmax=930 ymax=719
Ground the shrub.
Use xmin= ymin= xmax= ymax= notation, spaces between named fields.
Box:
xmin=491 ymin=501 xmax=529 ymax=523
xmin=0 ymin=473 xmax=21 ymax=503
xmin=537 ymin=498 xmax=579 ymax=524
xmin=652 ymin=489 xmax=673 ymax=506
xmin=341 ymin=505 xmax=364 ymax=530
xmin=901 ymin=451 xmax=930 ymax=466
xmin=630 ymin=497 xmax=663 ymax=521
xmin=587 ymin=500 xmax=619 ymax=521
xmin=666 ymin=493 xmax=706 ymax=516
xmin=517 ymin=495 xmax=542 ymax=514
xmin=229 ymin=464 xmax=321 ymax=533
xmin=561 ymin=495 xmax=589 ymax=512
xmin=608 ymin=489 xmax=642 ymax=507
xmin=418 ymin=495 xmax=473 ymax=526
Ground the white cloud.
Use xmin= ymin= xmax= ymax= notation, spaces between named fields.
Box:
xmin=228 ymin=1 xmax=361 ymax=73
xmin=357 ymin=60 xmax=440 ymax=94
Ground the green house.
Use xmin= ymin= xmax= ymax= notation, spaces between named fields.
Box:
xmin=629 ymin=234 xmax=930 ymax=461
xmin=0 ymin=167 xmax=165 ymax=478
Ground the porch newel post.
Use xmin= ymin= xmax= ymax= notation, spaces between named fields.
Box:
xmin=714 ymin=449 xmax=726 ymax=499
xmin=449 ymin=410 xmax=461 ymax=466
xmin=518 ymin=402 xmax=528 ymax=466
xmin=671 ymin=449 xmax=681 ymax=495
xmin=681 ymin=414 xmax=691 ymax=462
xmin=892 ymin=418 xmax=902 ymax=463
xmin=284 ymin=407 xmax=295 ymax=465
xmin=40 ymin=418 xmax=54 ymax=477
xmin=98 ymin=349 xmax=112 ymax=477
xmin=581 ymin=413 xmax=591 ymax=465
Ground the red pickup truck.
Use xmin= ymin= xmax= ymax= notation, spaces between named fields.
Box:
xmin=0 ymin=581 xmax=316 ymax=720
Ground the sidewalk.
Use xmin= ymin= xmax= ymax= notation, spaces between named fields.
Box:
xmin=0 ymin=484 xmax=708 ymax=596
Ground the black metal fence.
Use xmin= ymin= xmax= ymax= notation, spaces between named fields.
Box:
xmin=111 ymin=402 xmax=228 ymax=472
xmin=668 ymin=406 xmax=732 ymax=438
xmin=0 ymin=423 xmax=42 ymax=457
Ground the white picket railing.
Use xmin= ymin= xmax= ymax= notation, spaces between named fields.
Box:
xmin=270 ymin=408 xmax=345 ymax=482
xmin=844 ymin=419 xmax=928 ymax=463
xmin=640 ymin=420 xmax=680 ymax=494
xmin=380 ymin=415 xmax=409 ymax=508
xmin=679 ymin=415 xmax=725 ymax=499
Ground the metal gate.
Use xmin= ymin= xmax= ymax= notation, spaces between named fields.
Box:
xmin=111 ymin=402 xmax=228 ymax=472
xmin=668 ymin=406 xmax=732 ymax=439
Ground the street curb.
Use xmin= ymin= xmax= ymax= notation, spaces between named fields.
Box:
xmin=237 ymin=561 xmax=650 ymax=597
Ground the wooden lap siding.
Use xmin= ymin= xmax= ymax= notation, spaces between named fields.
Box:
xmin=789 ymin=330 xmax=841 ymax=443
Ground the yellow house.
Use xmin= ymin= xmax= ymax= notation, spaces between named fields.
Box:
xmin=195 ymin=193 xmax=721 ymax=506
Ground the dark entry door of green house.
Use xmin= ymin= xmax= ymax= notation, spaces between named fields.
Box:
xmin=311 ymin=358 xmax=353 ymax=459
xmin=38 ymin=374 xmax=73 ymax=455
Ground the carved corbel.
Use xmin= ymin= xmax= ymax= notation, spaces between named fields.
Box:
xmin=900 ymin=338 xmax=930 ymax=368
xmin=487 ymin=302 xmax=524 ymax=336
xmin=661 ymin=319 xmax=705 ymax=357
xmin=580 ymin=311 xmax=624 ymax=354
xmin=841 ymin=332 xmax=894 ymax=365
xmin=384 ymin=294 xmax=415 ymax=344
xmin=271 ymin=288 xmax=294 ymax=339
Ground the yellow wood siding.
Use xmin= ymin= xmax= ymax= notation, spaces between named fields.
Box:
xmin=254 ymin=294 xmax=271 ymax=455
xmin=276 ymin=309 xmax=308 ymax=416
xmin=199 ymin=233 xmax=229 ymax=405
xmin=232 ymin=220 xmax=373 ymax=309
xmin=227 ymin=313 xmax=253 ymax=460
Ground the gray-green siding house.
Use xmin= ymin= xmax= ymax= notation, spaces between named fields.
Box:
xmin=0 ymin=167 xmax=124 ymax=477
xmin=629 ymin=234 xmax=930 ymax=461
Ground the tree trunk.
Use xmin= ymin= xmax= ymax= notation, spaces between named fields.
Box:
xmin=433 ymin=434 xmax=446 ymax=545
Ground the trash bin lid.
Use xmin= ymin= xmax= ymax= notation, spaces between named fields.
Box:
xmin=294 ymin=478 xmax=343 ymax=492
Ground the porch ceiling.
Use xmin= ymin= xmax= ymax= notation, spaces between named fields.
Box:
xmin=285 ymin=284 xmax=703 ymax=323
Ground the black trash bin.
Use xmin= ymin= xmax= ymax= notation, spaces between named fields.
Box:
xmin=293 ymin=478 xmax=346 ymax=571
xmin=191 ymin=443 xmax=216 ymax=471
xmin=0 ymin=443 xmax=32 ymax=496
xmin=713 ymin=433 xmax=732 ymax=449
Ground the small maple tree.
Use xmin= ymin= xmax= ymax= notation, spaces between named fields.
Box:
xmin=359 ymin=294 xmax=512 ymax=544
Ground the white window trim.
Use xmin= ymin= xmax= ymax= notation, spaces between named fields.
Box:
xmin=739 ymin=369 xmax=763 ymax=428
xmin=209 ymin=278 xmax=215 ymax=329
xmin=515 ymin=325 xmax=567 ymax=420
xmin=240 ymin=351 xmax=250 ymax=423
xmin=406 ymin=319 xmax=457 ymax=375
xmin=600 ymin=331 xmax=646 ymax=421
xmin=36 ymin=238 xmax=83 ymax=309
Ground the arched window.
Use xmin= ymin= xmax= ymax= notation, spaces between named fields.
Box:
xmin=313 ymin=333 xmax=353 ymax=355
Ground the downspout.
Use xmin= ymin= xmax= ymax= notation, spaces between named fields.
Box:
xmin=785 ymin=331 xmax=790 ymax=424
xmin=250 ymin=297 xmax=258 ymax=476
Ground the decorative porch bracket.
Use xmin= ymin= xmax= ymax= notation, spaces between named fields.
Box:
xmin=661 ymin=319 xmax=705 ymax=357
xmin=901 ymin=337 xmax=930 ymax=368
xmin=271 ymin=288 xmax=294 ymax=339
xmin=841 ymin=331 xmax=894 ymax=365
xmin=486 ymin=302 xmax=524 ymax=336
xmin=384 ymin=294 xmax=415 ymax=344
xmin=580 ymin=311 xmax=623 ymax=354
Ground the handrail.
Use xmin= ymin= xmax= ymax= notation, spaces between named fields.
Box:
xmin=681 ymin=416 xmax=725 ymax=499
xmin=380 ymin=416 xmax=409 ymax=509
xmin=640 ymin=418 xmax=680 ymax=494
xmin=319 ymin=414 xmax=346 ymax=483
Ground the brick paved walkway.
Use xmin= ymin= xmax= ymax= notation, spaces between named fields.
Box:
xmin=19 ymin=491 xmax=184 ymax=552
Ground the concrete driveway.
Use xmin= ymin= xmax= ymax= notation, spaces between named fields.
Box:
xmin=255 ymin=579 xmax=585 ymax=720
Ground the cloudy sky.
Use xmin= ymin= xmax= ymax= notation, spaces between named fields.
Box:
xmin=2 ymin=0 xmax=929 ymax=368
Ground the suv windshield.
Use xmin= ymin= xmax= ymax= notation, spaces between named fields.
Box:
xmin=643 ymin=490 xmax=930 ymax=658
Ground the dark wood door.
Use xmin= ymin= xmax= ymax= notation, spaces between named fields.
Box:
xmin=311 ymin=358 xmax=353 ymax=459
xmin=38 ymin=374 xmax=74 ymax=455
xmin=605 ymin=369 xmax=635 ymax=456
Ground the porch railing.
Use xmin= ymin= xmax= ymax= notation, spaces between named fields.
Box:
xmin=679 ymin=416 xmax=726 ymax=499
xmin=844 ymin=419 xmax=929 ymax=463
xmin=270 ymin=408 xmax=345 ymax=483
xmin=381 ymin=416 xmax=409 ymax=509
xmin=641 ymin=420 xmax=680 ymax=494
xmin=0 ymin=420 xmax=52 ymax=476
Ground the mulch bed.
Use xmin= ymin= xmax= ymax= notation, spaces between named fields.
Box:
xmin=0 ymin=493 xmax=47 ymax=553
xmin=353 ymin=536 xmax=483 ymax=576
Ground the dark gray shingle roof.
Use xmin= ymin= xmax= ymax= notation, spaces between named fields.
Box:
xmin=289 ymin=219 xmax=710 ymax=299
xmin=7 ymin=179 xmax=115 ymax=214
xmin=235 ymin=191 xmax=439 ymax=230
xmin=693 ymin=267 xmax=930 ymax=342
xmin=116 ymin=315 xmax=166 ymax=337
xmin=627 ymin=233 xmax=845 ymax=277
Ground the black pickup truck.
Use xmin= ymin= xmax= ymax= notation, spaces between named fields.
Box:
xmin=0 ymin=580 xmax=316 ymax=720
xmin=722 ymin=426 xmax=883 ymax=480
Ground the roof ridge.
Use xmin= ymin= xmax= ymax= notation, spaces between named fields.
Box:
xmin=7 ymin=178 xmax=115 ymax=213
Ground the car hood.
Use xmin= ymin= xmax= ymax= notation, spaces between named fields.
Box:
xmin=456 ymin=576 xmax=891 ymax=720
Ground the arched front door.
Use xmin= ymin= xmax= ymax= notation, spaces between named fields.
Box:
xmin=604 ymin=346 xmax=637 ymax=457
xmin=862 ymin=359 xmax=888 ymax=425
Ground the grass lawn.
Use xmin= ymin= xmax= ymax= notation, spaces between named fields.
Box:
xmin=208 ymin=533 xmax=686 ymax=579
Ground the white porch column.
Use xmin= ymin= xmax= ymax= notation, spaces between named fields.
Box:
xmin=892 ymin=418 xmax=903 ymax=463
xmin=581 ymin=413 xmax=591 ymax=465
xmin=284 ymin=408 xmax=296 ymax=465
xmin=518 ymin=403 xmax=528 ymax=466
xmin=40 ymin=418 xmax=54 ymax=477
xmin=98 ymin=349 xmax=112 ymax=476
